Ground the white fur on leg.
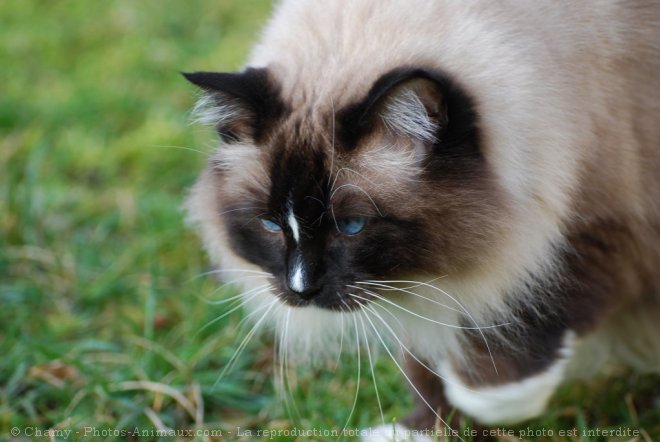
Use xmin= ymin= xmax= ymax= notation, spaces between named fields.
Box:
xmin=441 ymin=332 xmax=576 ymax=424
xmin=361 ymin=424 xmax=434 ymax=442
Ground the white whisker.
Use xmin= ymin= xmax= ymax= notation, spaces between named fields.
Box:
xmin=148 ymin=144 xmax=209 ymax=156
xmin=339 ymin=312 xmax=361 ymax=439
xmin=233 ymin=294 xmax=279 ymax=332
xmin=202 ymin=268 xmax=273 ymax=276
xmin=328 ymin=96 xmax=336 ymax=190
xmin=189 ymin=272 xmax=272 ymax=286
xmin=364 ymin=279 xmax=506 ymax=374
xmin=330 ymin=167 xmax=378 ymax=194
xmin=213 ymin=298 xmax=279 ymax=389
xmin=335 ymin=299 xmax=348 ymax=370
xmin=240 ymin=212 xmax=270 ymax=229
xmin=195 ymin=291 xmax=247 ymax=307
xmin=197 ymin=281 xmax=273 ymax=305
xmin=357 ymin=306 xmax=464 ymax=442
xmin=349 ymin=288 xmax=490 ymax=330
xmin=274 ymin=306 xmax=284 ymax=395
xmin=330 ymin=204 xmax=340 ymax=231
xmin=281 ymin=307 xmax=301 ymax=420
xmin=358 ymin=299 xmax=488 ymax=397
xmin=356 ymin=280 xmax=463 ymax=315
xmin=218 ymin=207 xmax=265 ymax=216
xmin=362 ymin=276 xmax=447 ymax=290
xmin=358 ymin=308 xmax=385 ymax=426
xmin=274 ymin=309 xmax=288 ymax=412
xmin=304 ymin=195 xmax=326 ymax=208
xmin=194 ymin=286 xmax=271 ymax=336
xmin=330 ymin=183 xmax=384 ymax=217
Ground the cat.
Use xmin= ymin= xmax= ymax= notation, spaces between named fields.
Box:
xmin=183 ymin=0 xmax=660 ymax=440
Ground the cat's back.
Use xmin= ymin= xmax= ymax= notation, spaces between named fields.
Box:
xmin=249 ymin=0 xmax=659 ymax=104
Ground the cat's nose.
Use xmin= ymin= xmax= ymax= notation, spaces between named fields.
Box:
xmin=287 ymin=247 xmax=324 ymax=300
xmin=286 ymin=259 xmax=322 ymax=299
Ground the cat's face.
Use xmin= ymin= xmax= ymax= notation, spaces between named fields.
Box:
xmin=185 ymin=67 xmax=507 ymax=311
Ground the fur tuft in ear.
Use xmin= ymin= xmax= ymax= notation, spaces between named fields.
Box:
xmin=339 ymin=68 xmax=449 ymax=150
xmin=183 ymin=68 xmax=284 ymax=142
xmin=380 ymin=79 xmax=447 ymax=144
xmin=340 ymin=68 xmax=481 ymax=160
xmin=188 ymin=87 xmax=246 ymax=131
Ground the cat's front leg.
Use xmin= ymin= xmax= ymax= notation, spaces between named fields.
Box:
xmin=377 ymin=325 xmax=575 ymax=442
xmin=361 ymin=354 xmax=485 ymax=442
xmin=438 ymin=330 xmax=575 ymax=426
xmin=402 ymin=354 xmax=458 ymax=431
xmin=361 ymin=355 xmax=461 ymax=442
xmin=360 ymin=357 xmax=444 ymax=442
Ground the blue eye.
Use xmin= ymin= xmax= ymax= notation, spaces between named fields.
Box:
xmin=337 ymin=217 xmax=366 ymax=235
xmin=260 ymin=218 xmax=282 ymax=232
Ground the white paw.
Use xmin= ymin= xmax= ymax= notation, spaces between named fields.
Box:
xmin=360 ymin=424 xmax=434 ymax=442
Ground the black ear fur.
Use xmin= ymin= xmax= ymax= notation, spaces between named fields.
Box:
xmin=183 ymin=68 xmax=284 ymax=142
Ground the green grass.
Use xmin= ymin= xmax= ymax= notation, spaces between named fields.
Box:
xmin=1 ymin=2 xmax=658 ymax=441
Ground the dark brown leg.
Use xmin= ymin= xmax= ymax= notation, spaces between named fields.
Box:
xmin=401 ymin=354 xmax=459 ymax=431
xmin=402 ymin=354 xmax=495 ymax=441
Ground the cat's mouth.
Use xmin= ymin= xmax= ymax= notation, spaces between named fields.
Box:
xmin=273 ymin=284 xmax=374 ymax=311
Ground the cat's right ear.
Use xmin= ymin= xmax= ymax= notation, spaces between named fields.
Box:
xmin=339 ymin=68 xmax=449 ymax=156
xmin=183 ymin=68 xmax=284 ymax=143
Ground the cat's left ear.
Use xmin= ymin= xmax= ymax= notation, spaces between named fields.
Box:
xmin=341 ymin=69 xmax=449 ymax=153
xmin=183 ymin=68 xmax=283 ymax=143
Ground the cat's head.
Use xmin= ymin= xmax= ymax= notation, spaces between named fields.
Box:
xmin=184 ymin=66 xmax=507 ymax=312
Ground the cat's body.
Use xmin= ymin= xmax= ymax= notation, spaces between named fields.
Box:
xmin=185 ymin=0 xmax=660 ymax=438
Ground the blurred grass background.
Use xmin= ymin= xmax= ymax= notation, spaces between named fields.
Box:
xmin=0 ymin=1 xmax=658 ymax=441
